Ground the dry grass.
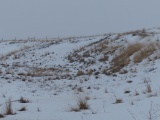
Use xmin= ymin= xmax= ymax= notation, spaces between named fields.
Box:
xmin=83 ymin=51 xmax=91 ymax=57
xmin=99 ymin=55 xmax=109 ymax=62
xmin=110 ymin=43 xmax=143 ymax=73
xmin=104 ymin=88 xmax=108 ymax=93
xmin=124 ymin=90 xmax=131 ymax=94
xmin=67 ymin=39 xmax=111 ymax=65
xmin=67 ymin=35 xmax=160 ymax=75
xmin=76 ymin=70 xmax=84 ymax=76
xmin=77 ymin=96 xmax=89 ymax=110
xmin=69 ymin=96 xmax=90 ymax=112
xmin=117 ymin=29 xmax=152 ymax=39
xmin=86 ymin=69 xmax=93 ymax=75
xmin=145 ymin=83 xmax=152 ymax=93
xmin=19 ymin=97 xmax=30 ymax=103
xmin=26 ymin=67 xmax=67 ymax=77
xmin=124 ymin=43 xmax=143 ymax=56
xmin=134 ymin=42 xmax=160 ymax=63
xmin=4 ymin=98 xmax=15 ymax=115
xmin=114 ymin=98 xmax=123 ymax=104
xmin=76 ymin=87 xmax=83 ymax=92
xmin=110 ymin=42 xmax=160 ymax=73
xmin=134 ymin=90 xmax=139 ymax=96
xmin=0 ymin=46 xmax=30 ymax=60
xmin=18 ymin=106 xmax=27 ymax=111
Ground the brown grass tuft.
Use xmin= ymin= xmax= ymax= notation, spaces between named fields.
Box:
xmin=145 ymin=83 xmax=152 ymax=93
xmin=114 ymin=98 xmax=123 ymax=104
xmin=4 ymin=98 xmax=15 ymax=115
xmin=69 ymin=96 xmax=90 ymax=112
xmin=76 ymin=70 xmax=84 ymax=76
xmin=19 ymin=97 xmax=30 ymax=103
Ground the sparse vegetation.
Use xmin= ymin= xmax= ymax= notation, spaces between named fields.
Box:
xmin=18 ymin=106 xmax=27 ymax=111
xmin=69 ymin=96 xmax=90 ymax=112
xmin=37 ymin=107 xmax=40 ymax=112
xmin=4 ymin=98 xmax=15 ymax=115
xmin=133 ymin=43 xmax=158 ymax=63
xmin=145 ymin=83 xmax=152 ymax=93
xmin=124 ymin=90 xmax=131 ymax=94
xmin=114 ymin=98 xmax=123 ymax=104
xmin=129 ymin=102 xmax=160 ymax=120
xmin=19 ymin=97 xmax=30 ymax=103
xmin=76 ymin=87 xmax=83 ymax=92
xmin=76 ymin=70 xmax=84 ymax=76
xmin=104 ymin=88 xmax=108 ymax=93
xmin=1 ymin=28 xmax=160 ymax=120
xmin=134 ymin=90 xmax=139 ymax=96
xmin=127 ymin=80 xmax=132 ymax=83
xmin=110 ymin=43 xmax=143 ymax=73
xmin=99 ymin=55 xmax=109 ymax=62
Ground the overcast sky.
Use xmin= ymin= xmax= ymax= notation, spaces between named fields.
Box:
xmin=0 ymin=0 xmax=160 ymax=40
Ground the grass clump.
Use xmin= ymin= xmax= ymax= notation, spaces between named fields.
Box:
xmin=4 ymin=98 xmax=15 ymax=115
xmin=19 ymin=97 xmax=30 ymax=103
xmin=114 ymin=98 xmax=123 ymax=104
xmin=69 ymin=96 xmax=90 ymax=112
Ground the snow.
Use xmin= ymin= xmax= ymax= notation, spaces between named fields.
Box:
xmin=1 ymin=29 xmax=160 ymax=120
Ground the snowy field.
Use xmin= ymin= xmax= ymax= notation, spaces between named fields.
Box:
xmin=1 ymin=28 xmax=160 ymax=120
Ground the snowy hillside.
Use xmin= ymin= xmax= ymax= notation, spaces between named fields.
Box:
xmin=1 ymin=28 xmax=160 ymax=120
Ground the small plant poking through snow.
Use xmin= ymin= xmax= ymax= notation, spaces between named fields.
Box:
xmin=4 ymin=98 xmax=15 ymax=115
xmin=112 ymin=91 xmax=123 ymax=104
xmin=18 ymin=106 xmax=27 ymax=111
xmin=144 ymin=80 xmax=152 ymax=93
xmin=146 ymin=83 xmax=152 ymax=93
xmin=69 ymin=95 xmax=90 ymax=112
xmin=134 ymin=90 xmax=139 ymax=96
xmin=19 ymin=97 xmax=30 ymax=103
xmin=37 ymin=107 xmax=40 ymax=112
xmin=104 ymin=88 xmax=108 ymax=93
xmin=76 ymin=96 xmax=89 ymax=109
xmin=124 ymin=90 xmax=131 ymax=94
xmin=115 ymin=98 xmax=123 ymax=104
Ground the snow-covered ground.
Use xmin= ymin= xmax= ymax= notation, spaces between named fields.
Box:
xmin=1 ymin=28 xmax=160 ymax=120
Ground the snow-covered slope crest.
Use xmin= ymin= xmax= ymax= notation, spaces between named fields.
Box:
xmin=1 ymin=28 xmax=160 ymax=120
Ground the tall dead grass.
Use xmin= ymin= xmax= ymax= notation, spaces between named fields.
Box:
xmin=110 ymin=41 xmax=160 ymax=73
xmin=134 ymin=42 xmax=160 ymax=63
xmin=0 ymin=46 xmax=31 ymax=60
xmin=110 ymin=43 xmax=143 ymax=73
xmin=69 ymin=95 xmax=90 ymax=112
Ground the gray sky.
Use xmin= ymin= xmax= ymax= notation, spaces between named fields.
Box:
xmin=0 ymin=0 xmax=160 ymax=40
